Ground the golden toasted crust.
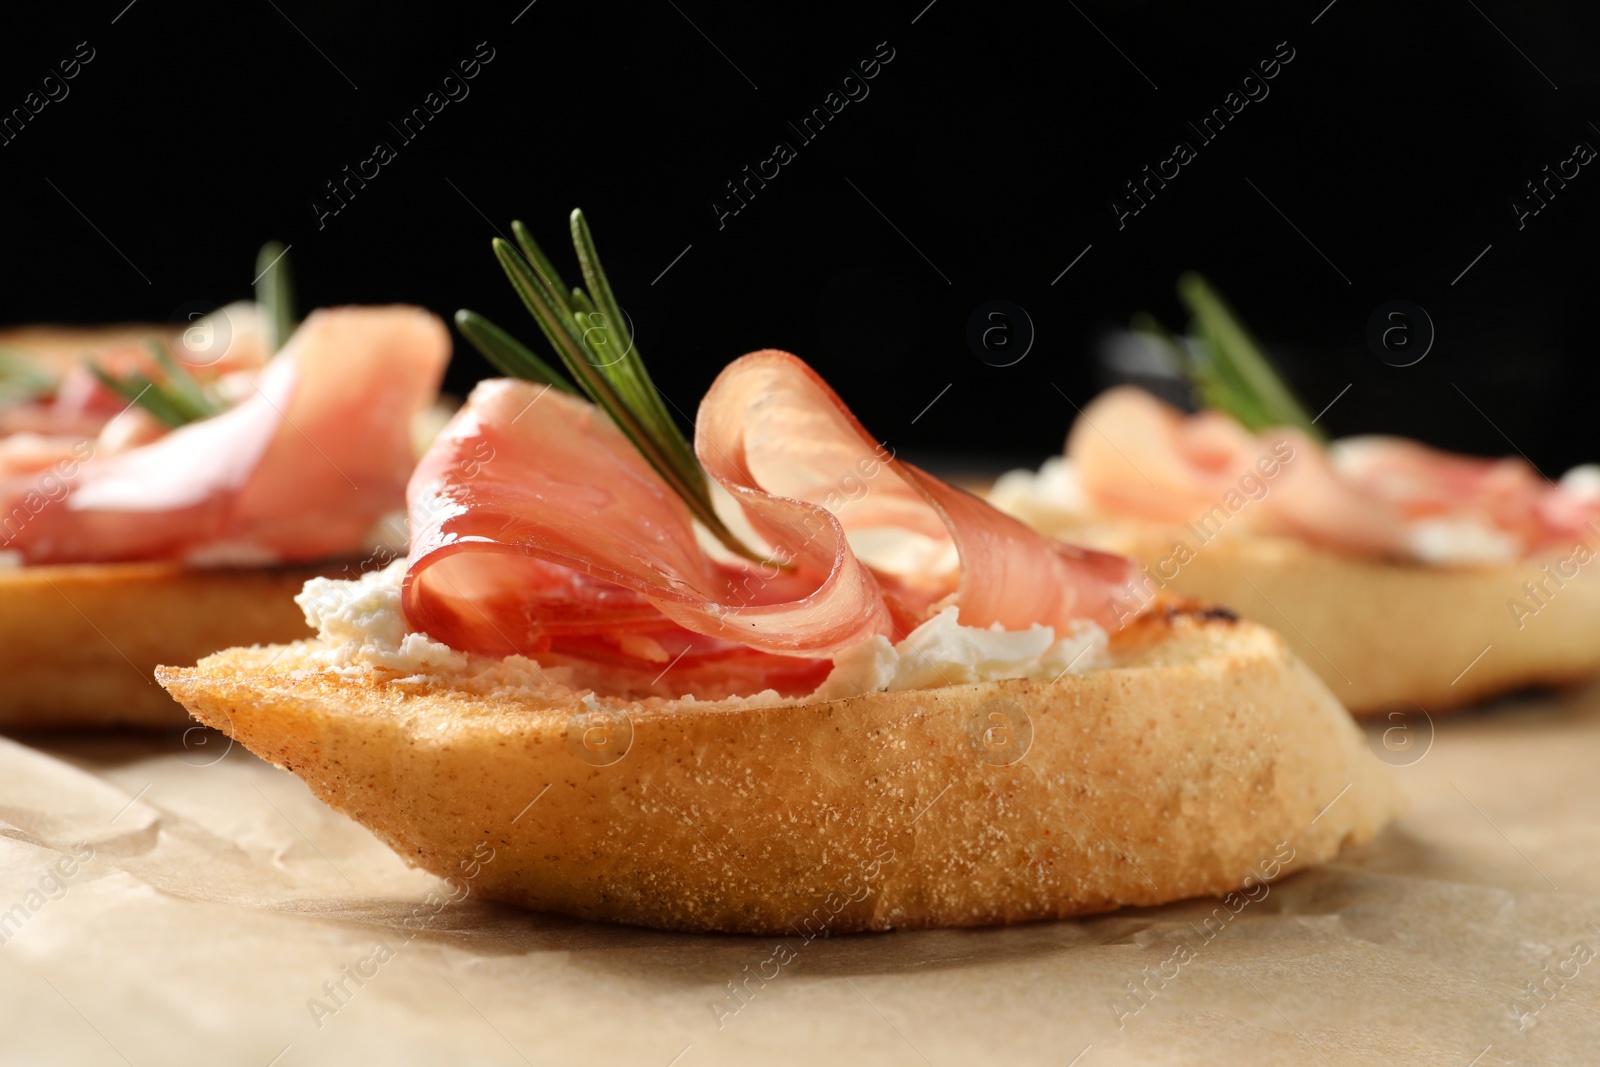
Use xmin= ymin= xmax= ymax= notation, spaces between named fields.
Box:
xmin=158 ymin=608 xmax=1399 ymax=934
xmin=1024 ymin=518 xmax=1600 ymax=716
xmin=0 ymin=560 xmax=342 ymax=729
xmin=0 ymin=323 xmax=174 ymax=371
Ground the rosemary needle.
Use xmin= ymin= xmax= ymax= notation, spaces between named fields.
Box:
xmin=255 ymin=241 xmax=298 ymax=354
xmin=86 ymin=339 xmax=222 ymax=429
xmin=454 ymin=310 xmax=576 ymax=394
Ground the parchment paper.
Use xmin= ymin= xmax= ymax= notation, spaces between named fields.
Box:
xmin=2 ymin=685 xmax=1598 ymax=1066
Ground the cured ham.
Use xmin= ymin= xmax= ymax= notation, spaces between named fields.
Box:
xmin=1069 ymin=386 xmax=1596 ymax=559
xmin=696 ymin=353 xmax=1134 ymax=634
xmin=0 ymin=306 xmax=449 ymax=564
xmin=402 ymin=350 xmax=1133 ymax=693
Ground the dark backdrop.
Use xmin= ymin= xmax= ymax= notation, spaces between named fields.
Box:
xmin=3 ymin=0 xmax=1596 ymax=472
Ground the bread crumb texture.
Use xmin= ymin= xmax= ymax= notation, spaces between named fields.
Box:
xmin=158 ymin=606 xmax=1399 ymax=934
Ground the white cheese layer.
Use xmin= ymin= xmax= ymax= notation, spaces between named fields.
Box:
xmin=987 ymin=457 xmax=1094 ymax=522
xmin=297 ymin=561 xmax=1108 ymax=698
xmin=296 ymin=561 xmax=467 ymax=678
xmin=810 ymin=607 xmax=1108 ymax=700
xmin=1402 ymin=519 xmax=1521 ymax=565
xmin=1559 ymin=464 xmax=1600 ymax=502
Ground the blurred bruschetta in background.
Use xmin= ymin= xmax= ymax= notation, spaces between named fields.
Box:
xmin=0 ymin=249 xmax=450 ymax=728
xmin=992 ymin=274 xmax=1600 ymax=715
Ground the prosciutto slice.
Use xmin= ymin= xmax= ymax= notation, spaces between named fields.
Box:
xmin=402 ymin=350 xmax=1133 ymax=692
xmin=1069 ymin=386 xmax=1596 ymax=559
xmin=0 ymin=306 xmax=449 ymax=564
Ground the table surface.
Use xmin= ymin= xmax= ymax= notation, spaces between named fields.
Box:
xmin=2 ymin=683 xmax=1597 ymax=1067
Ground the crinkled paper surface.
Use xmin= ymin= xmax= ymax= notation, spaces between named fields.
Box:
xmin=1 ymin=685 xmax=1597 ymax=1067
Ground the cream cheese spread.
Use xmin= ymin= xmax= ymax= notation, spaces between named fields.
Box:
xmin=298 ymin=561 xmax=1108 ymax=699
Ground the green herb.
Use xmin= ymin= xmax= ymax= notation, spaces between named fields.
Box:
xmin=457 ymin=209 xmax=770 ymax=563
xmin=453 ymin=310 xmax=576 ymax=394
xmin=255 ymin=241 xmax=297 ymax=354
xmin=1134 ymin=272 xmax=1324 ymax=441
xmin=0 ymin=348 xmax=57 ymax=406
xmin=87 ymin=339 xmax=222 ymax=429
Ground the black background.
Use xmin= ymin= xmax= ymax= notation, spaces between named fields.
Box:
xmin=2 ymin=0 xmax=1596 ymax=472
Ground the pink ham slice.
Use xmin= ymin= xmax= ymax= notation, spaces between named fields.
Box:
xmin=402 ymin=350 xmax=1134 ymax=694
xmin=1069 ymin=386 xmax=1593 ymax=558
xmin=695 ymin=352 xmax=1134 ymax=634
xmin=0 ymin=306 xmax=449 ymax=564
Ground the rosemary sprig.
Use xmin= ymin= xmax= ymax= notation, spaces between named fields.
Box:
xmin=1134 ymin=272 xmax=1324 ymax=441
xmin=457 ymin=209 xmax=770 ymax=563
xmin=255 ymin=241 xmax=297 ymax=354
xmin=87 ymin=339 xmax=222 ymax=429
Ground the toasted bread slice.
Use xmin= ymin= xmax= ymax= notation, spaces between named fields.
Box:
xmin=0 ymin=560 xmax=347 ymax=729
xmin=158 ymin=605 xmax=1398 ymax=934
xmin=1012 ymin=514 xmax=1600 ymax=716
xmin=0 ymin=322 xmax=175 ymax=367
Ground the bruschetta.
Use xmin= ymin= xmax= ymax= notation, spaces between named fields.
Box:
xmin=158 ymin=215 xmax=1397 ymax=932
xmin=0 ymin=300 xmax=448 ymax=727
xmin=991 ymin=277 xmax=1600 ymax=715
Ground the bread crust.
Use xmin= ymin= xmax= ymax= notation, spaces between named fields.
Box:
xmin=1021 ymin=516 xmax=1600 ymax=716
xmin=0 ymin=560 xmax=342 ymax=729
xmin=158 ymin=606 xmax=1398 ymax=934
xmin=0 ymin=323 xmax=173 ymax=368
